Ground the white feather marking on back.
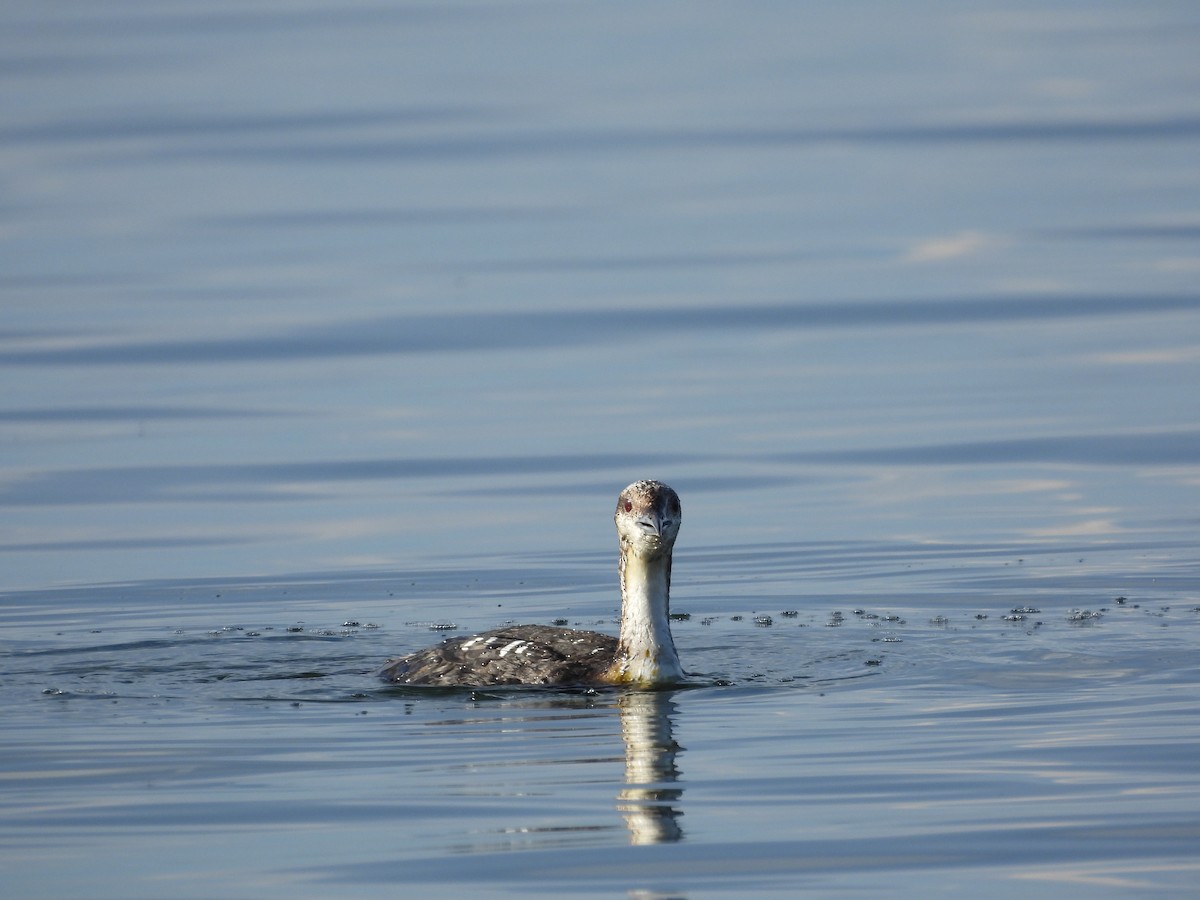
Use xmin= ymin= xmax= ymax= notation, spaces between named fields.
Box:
xmin=498 ymin=640 xmax=527 ymax=658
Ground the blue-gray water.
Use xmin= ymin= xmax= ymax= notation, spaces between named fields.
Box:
xmin=2 ymin=2 xmax=1199 ymax=897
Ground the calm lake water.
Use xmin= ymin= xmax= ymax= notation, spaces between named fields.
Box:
xmin=3 ymin=1 xmax=1200 ymax=896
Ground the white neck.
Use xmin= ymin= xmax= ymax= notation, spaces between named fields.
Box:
xmin=608 ymin=548 xmax=683 ymax=685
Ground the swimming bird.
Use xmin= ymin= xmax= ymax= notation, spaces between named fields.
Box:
xmin=378 ymin=480 xmax=684 ymax=687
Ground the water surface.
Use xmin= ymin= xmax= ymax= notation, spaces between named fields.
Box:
xmin=2 ymin=1 xmax=1199 ymax=896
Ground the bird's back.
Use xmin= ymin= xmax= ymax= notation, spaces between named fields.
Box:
xmin=377 ymin=623 xmax=618 ymax=686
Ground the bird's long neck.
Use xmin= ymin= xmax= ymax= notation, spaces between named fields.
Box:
xmin=607 ymin=545 xmax=682 ymax=685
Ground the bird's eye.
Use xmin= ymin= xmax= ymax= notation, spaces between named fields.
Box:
xmin=624 ymin=500 xmax=633 ymax=513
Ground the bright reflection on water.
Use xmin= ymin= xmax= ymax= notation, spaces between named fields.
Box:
xmin=2 ymin=0 xmax=1200 ymax=896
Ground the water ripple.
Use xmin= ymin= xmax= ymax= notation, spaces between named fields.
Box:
xmin=2 ymin=294 xmax=1197 ymax=366
xmin=0 ymin=453 xmax=689 ymax=506
xmin=118 ymin=116 xmax=1200 ymax=164
xmin=780 ymin=429 xmax=1200 ymax=467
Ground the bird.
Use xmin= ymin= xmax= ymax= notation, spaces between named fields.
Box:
xmin=377 ymin=480 xmax=685 ymax=687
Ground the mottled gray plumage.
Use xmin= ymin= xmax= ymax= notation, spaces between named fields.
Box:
xmin=376 ymin=623 xmax=618 ymax=686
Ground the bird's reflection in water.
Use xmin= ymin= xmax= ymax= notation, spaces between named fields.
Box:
xmin=615 ymin=690 xmax=684 ymax=844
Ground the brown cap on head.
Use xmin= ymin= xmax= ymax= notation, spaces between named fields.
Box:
xmin=616 ymin=480 xmax=680 ymax=519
